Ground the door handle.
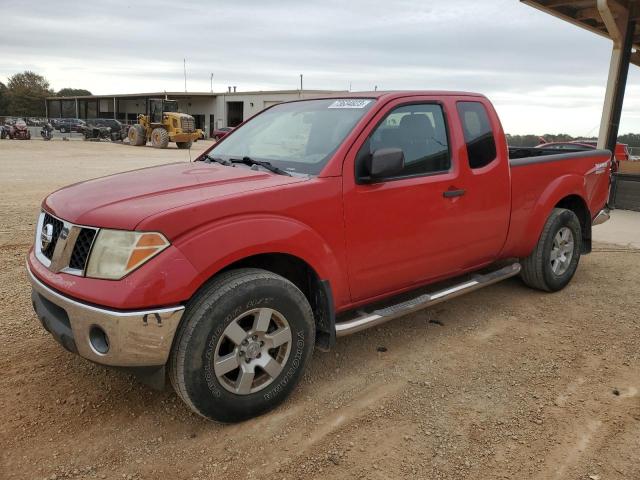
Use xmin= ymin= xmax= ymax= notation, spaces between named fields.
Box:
xmin=443 ymin=189 xmax=466 ymax=198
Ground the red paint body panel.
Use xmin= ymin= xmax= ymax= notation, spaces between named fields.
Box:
xmin=341 ymin=95 xmax=512 ymax=301
xmin=137 ymin=176 xmax=352 ymax=309
xmin=502 ymin=154 xmax=611 ymax=258
xmin=30 ymin=91 xmax=612 ymax=315
xmin=27 ymin=245 xmax=199 ymax=309
xmin=44 ymin=162 xmax=306 ymax=232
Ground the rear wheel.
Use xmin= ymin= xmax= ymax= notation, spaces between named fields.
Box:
xmin=151 ymin=128 xmax=169 ymax=148
xmin=169 ymin=268 xmax=315 ymax=423
xmin=128 ymin=124 xmax=146 ymax=146
xmin=176 ymin=141 xmax=192 ymax=149
xmin=520 ymin=208 xmax=582 ymax=292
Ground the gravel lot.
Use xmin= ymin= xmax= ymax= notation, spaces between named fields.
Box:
xmin=1 ymin=139 xmax=639 ymax=480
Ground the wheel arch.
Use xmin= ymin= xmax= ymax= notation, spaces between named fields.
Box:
xmin=217 ymin=252 xmax=336 ymax=350
xmin=507 ymin=174 xmax=591 ymax=258
xmin=554 ymin=194 xmax=592 ymax=253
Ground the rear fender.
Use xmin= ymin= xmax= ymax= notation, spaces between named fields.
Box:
xmin=514 ymin=174 xmax=589 ymax=257
xmin=174 ymin=214 xmax=349 ymax=307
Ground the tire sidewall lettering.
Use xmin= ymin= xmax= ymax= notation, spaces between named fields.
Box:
xmin=200 ymin=293 xmax=307 ymax=400
xmin=263 ymin=331 xmax=305 ymax=401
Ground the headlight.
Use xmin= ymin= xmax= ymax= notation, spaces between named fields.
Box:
xmin=86 ymin=230 xmax=169 ymax=280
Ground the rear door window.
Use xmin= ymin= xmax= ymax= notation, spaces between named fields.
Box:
xmin=457 ymin=101 xmax=497 ymax=169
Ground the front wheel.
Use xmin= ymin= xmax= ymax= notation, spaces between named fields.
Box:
xmin=150 ymin=127 xmax=169 ymax=148
xmin=520 ymin=208 xmax=582 ymax=292
xmin=169 ymin=268 xmax=315 ymax=422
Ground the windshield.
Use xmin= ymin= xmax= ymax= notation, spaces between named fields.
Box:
xmin=163 ymin=101 xmax=178 ymax=113
xmin=207 ymin=98 xmax=375 ymax=175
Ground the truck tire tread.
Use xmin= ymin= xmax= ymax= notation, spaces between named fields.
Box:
xmin=520 ymin=208 xmax=582 ymax=292
xmin=151 ymin=128 xmax=169 ymax=148
xmin=169 ymin=269 xmax=263 ymax=416
xmin=169 ymin=268 xmax=315 ymax=422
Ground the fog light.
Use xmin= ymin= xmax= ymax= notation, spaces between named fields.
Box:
xmin=89 ymin=326 xmax=110 ymax=354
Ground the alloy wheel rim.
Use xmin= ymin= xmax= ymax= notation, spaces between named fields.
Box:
xmin=550 ymin=227 xmax=574 ymax=276
xmin=213 ymin=308 xmax=292 ymax=395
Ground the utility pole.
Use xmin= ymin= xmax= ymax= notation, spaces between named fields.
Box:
xmin=210 ymin=73 xmax=214 ymax=93
xmin=300 ymin=74 xmax=303 ymax=94
xmin=183 ymin=58 xmax=187 ymax=93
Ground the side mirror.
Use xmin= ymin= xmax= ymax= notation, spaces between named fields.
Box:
xmin=367 ymin=148 xmax=405 ymax=181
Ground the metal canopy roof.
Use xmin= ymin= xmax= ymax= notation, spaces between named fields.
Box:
xmin=45 ymin=90 xmax=340 ymax=101
xmin=522 ymin=0 xmax=640 ymax=64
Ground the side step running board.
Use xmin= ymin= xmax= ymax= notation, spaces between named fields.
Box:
xmin=335 ymin=263 xmax=521 ymax=337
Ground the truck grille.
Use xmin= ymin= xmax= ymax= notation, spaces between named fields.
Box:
xmin=41 ymin=212 xmax=64 ymax=259
xmin=69 ymin=228 xmax=97 ymax=270
xmin=181 ymin=117 xmax=195 ymax=133
xmin=35 ymin=211 xmax=98 ymax=276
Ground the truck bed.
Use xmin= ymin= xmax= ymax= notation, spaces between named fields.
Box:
xmin=508 ymin=146 xmax=592 ymax=160
xmin=502 ymin=147 xmax=612 ymax=258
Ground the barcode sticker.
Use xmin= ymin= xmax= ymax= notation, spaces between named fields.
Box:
xmin=328 ymin=99 xmax=372 ymax=109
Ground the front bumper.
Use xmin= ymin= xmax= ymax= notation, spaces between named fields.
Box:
xmin=28 ymin=266 xmax=184 ymax=367
xmin=592 ymin=208 xmax=611 ymax=226
xmin=170 ymin=131 xmax=201 ymax=142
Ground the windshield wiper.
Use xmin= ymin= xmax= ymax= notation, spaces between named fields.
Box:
xmin=230 ymin=156 xmax=291 ymax=176
xmin=204 ymin=154 xmax=232 ymax=166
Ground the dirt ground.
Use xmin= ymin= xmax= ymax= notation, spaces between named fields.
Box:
xmin=1 ymin=139 xmax=639 ymax=480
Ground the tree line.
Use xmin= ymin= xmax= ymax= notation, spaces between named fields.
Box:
xmin=0 ymin=70 xmax=91 ymax=117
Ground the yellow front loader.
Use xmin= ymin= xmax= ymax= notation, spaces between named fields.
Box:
xmin=128 ymin=99 xmax=202 ymax=149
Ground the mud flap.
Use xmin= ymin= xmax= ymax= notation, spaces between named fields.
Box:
xmin=312 ymin=279 xmax=336 ymax=352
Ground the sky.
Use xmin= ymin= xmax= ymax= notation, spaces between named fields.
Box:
xmin=1 ymin=0 xmax=640 ymax=136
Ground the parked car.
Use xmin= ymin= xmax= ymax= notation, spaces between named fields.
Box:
xmin=26 ymin=117 xmax=46 ymax=127
xmin=28 ymin=91 xmax=612 ymax=423
xmin=53 ymin=118 xmax=86 ymax=133
xmin=85 ymin=118 xmax=127 ymax=141
xmin=212 ymin=126 xmax=233 ymax=140
xmin=536 ymin=140 xmax=629 ymax=162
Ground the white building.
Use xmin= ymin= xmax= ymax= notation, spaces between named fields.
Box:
xmin=45 ymin=89 xmax=346 ymax=138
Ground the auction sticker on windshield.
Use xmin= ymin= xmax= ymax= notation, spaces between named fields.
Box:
xmin=328 ymin=99 xmax=372 ymax=109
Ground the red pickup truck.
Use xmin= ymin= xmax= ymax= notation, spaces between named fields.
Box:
xmin=28 ymin=91 xmax=612 ymax=422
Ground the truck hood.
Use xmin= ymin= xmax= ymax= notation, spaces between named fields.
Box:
xmin=44 ymin=162 xmax=306 ymax=231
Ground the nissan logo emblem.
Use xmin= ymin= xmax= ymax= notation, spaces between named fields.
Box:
xmin=41 ymin=223 xmax=54 ymax=251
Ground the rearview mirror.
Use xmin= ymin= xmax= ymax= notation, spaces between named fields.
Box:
xmin=367 ymin=148 xmax=405 ymax=181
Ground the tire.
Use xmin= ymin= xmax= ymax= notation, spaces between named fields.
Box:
xmin=520 ymin=208 xmax=582 ymax=292
xmin=169 ymin=268 xmax=315 ymax=423
xmin=128 ymin=124 xmax=146 ymax=146
xmin=176 ymin=141 xmax=192 ymax=149
xmin=150 ymin=127 xmax=169 ymax=148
